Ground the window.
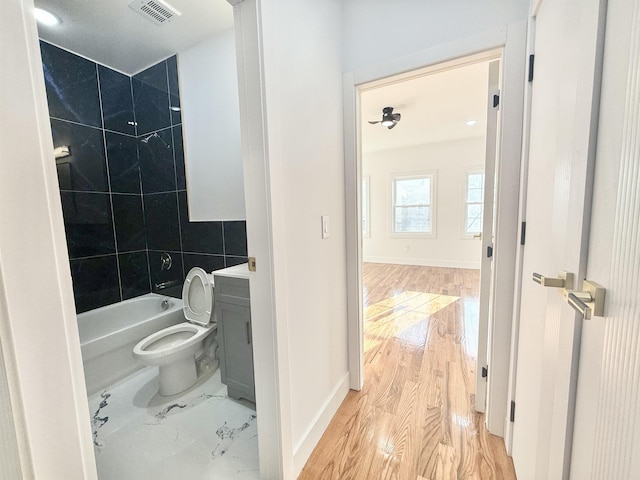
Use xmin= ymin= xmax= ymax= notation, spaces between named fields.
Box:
xmin=362 ymin=176 xmax=370 ymax=237
xmin=464 ymin=171 xmax=485 ymax=235
xmin=391 ymin=173 xmax=436 ymax=236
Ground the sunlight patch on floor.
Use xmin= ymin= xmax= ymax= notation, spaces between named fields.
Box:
xmin=364 ymin=291 xmax=460 ymax=348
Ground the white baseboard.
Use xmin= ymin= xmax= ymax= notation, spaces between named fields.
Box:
xmin=293 ymin=372 xmax=350 ymax=476
xmin=363 ymin=256 xmax=481 ymax=270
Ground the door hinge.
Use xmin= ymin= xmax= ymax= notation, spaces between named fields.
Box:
xmin=487 ymin=245 xmax=493 ymax=258
xmin=520 ymin=221 xmax=527 ymax=245
xmin=493 ymin=94 xmax=500 ymax=108
xmin=510 ymin=400 xmax=516 ymax=422
xmin=481 ymin=365 xmax=488 ymax=379
xmin=248 ymin=257 xmax=257 ymax=272
xmin=528 ymin=54 xmax=535 ymax=82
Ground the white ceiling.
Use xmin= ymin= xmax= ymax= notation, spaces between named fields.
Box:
xmin=361 ymin=61 xmax=490 ymax=153
xmin=34 ymin=0 xmax=233 ymax=75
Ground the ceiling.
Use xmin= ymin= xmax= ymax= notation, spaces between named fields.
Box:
xmin=361 ymin=61 xmax=490 ymax=153
xmin=34 ymin=0 xmax=233 ymax=75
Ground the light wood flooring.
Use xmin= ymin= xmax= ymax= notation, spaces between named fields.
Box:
xmin=298 ymin=263 xmax=516 ymax=480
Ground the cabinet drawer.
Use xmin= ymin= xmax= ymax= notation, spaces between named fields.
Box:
xmin=214 ymin=276 xmax=250 ymax=306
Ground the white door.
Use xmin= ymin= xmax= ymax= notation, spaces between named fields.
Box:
xmin=475 ymin=59 xmax=500 ymax=413
xmin=511 ymin=0 xmax=606 ymax=478
xmin=569 ymin=0 xmax=640 ymax=477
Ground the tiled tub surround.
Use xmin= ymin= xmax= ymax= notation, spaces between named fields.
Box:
xmin=41 ymin=41 xmax=248 ymax=313
xmin=89 ymin=367 xmax=259 ymax=480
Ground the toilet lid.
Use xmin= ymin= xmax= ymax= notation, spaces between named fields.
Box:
xmin=182 ymin=267 xmax=214 ymax=326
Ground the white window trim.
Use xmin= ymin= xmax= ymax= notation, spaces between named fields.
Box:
xmin=362 ymin=175 xmax=371 ymax=238
xmin=390 ymin=171 xmax=437 ymax=238
xmin=461 ymin=168 xmax=485 ymax=239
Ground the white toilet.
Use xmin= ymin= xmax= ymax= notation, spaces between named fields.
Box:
xmin=133 ymin=267 xmax=217 ymax=396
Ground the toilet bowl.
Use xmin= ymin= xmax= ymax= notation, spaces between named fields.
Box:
xmin=133 ymin=267 xmax=216 ymax=396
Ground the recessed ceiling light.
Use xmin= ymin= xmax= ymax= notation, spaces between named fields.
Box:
xmin=466 ymin=120 xmax=478 ymax=126
xmin=34 ymin=7 xmax=60 ymax=26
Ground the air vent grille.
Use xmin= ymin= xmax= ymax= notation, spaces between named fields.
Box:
xmin=129 ymin=0 xmax=182 ymax=26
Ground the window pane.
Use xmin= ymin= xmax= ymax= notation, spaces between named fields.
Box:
xmin=396 ymin=178 xmax=430 ymax=206
xmin=466 ymin=204 xmax=483 ymax=233
xmin=468 ymin=173 xmax=484 ymax=189
xmin=467 ymin=186 xmax=483 ymax=203
xmin=395 ymin=206 xmax=430 ymax=233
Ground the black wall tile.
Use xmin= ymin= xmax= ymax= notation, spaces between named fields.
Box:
xmin=223 ymin=221 xmax=248 ymax=256
xmin=148 ymin=250 xmax=184 ymax=298
xmin=133 ymin=62 xmax=170 ymax=135
xmin=44 ymin=47 xmax=250 ymax=312
xmin=167 ymin=56 xmax=182 ymax=126
xmin=40 ymin=41 xmax=102 ymax=128
xmin=51 ymin=119 xmax=108 ymax=192
xmin=183 ymin=253 xmax=225 ymax=274
xmin=178 ymin=192 xmax=224 ymax=254
xmin=138 ymin=129 xmax=176 ymax=193
xmin=173 ymin=126 xmax=186 ymax=190
xmin=119 ymin=251 xmax=151 ymax=300
xmin=106 ymin=132 xmax=140 ymax=193
xmin=112 ymin=194 xmax=146 ymax=252
xmin=70 ymin=255 xmax=120 ymax=313
xmin=144 ymin=193 xmax=181 ymax=251
xmin=98 ymin=66 xmax=136 ymax=135
xmin=225 ymin=256 xmax=249 ymax=268
xmin=60 ymin=192 xmax=116 ymax=258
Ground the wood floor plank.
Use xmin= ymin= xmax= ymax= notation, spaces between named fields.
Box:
xmin=298 ymin=264 xmax=516 ymax=480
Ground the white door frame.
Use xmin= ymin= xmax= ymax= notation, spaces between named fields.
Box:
xmin=1 ymin=0 xmax=98 ymax=477
xmin=231 ymin=0 xmax=293 ymax=477
xmin=344 ymin=21 xmax=527 ymax=437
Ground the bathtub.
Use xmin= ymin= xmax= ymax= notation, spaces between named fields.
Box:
xmin=78 ymin=293 xmax=184 ymax=396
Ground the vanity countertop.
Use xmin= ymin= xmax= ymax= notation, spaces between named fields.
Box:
xmin=212 ymin=263 xmax=250 ymax=280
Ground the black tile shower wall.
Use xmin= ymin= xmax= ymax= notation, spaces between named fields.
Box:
xmin=41 ymin=42 xmax=248 ymax=312
xmin=42 ymin=40 xmax=148 ymax=313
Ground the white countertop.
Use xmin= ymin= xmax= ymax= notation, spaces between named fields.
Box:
xmin=212 ymin=263 xmax=250 ymax=280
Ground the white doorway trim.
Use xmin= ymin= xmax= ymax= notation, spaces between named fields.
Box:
xmin=231 ymin=0 xmax=292 ymax=477
xmin=344 ymin=21 xmax=527 ymax=437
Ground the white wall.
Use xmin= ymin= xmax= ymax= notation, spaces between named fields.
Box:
xmin=257 ymin=0 xmax=349 ymax=475
xmin=363 ymin=138 xmax=484 ymax=268
xmin=342 ymin=0 xmax=529 ymax=72
xmin=178 ymin=28 xmax=245 ymax=221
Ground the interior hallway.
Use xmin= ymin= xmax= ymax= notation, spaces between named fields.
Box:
xmin=299 ymin=263 xmax=516 ymax=479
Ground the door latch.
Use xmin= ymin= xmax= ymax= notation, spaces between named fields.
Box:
xmin=564 ymin=280 xmax=606 ymax=320
xmin=532 ymin=271 xmax=574 ymax=289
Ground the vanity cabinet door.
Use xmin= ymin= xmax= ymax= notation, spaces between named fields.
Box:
xmin=216 ymin=301 xmax=255 ymax=402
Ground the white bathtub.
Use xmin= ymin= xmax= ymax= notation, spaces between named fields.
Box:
xmin=78 ymin=293 xmax=184 ymax=396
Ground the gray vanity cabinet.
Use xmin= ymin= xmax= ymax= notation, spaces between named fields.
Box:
xmin=214 ymin=275 xmax=255 ymax=403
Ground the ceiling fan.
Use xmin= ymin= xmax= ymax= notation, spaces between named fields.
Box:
xmin=368 ymin=106 xmax=401 ymax=129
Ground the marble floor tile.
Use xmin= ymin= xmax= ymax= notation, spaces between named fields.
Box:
xmin=88 ymin=367 xmax=259 ymax=479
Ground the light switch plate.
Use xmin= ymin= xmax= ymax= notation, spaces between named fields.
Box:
xmin=321 ymin=215 xmax=330 ymax=239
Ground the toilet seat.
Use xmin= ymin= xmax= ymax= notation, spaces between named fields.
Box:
xmin=132 ymin=322 xmax=214 ymax=365
xmin=182 ymin=267 xmax=214 ymax=326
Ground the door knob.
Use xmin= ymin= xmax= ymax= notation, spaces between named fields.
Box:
xmin=532 ymin=271 xmax=574 ymax=289
xmin=564 ymin=280 xmax=606 ymax=320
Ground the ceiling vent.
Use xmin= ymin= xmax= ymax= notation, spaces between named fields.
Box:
xmin=128 ymin=0 xmax=182 ymax=26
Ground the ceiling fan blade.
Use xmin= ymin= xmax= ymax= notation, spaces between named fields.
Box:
xmin=388 ymin=122 xmax=398 ymax=129
xmin=368 ymin=120 xmax=381 ymax=124
xmin=391 ymin=113 xmax=401 ymax=121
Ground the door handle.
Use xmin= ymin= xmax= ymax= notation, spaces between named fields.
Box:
xmin=246 ymin=322 xmax=252 ymax=344
xmin=532 ymin=271 xmax=574 ymax=289
xmin=564 ymin=280 xmax=606 ymax=320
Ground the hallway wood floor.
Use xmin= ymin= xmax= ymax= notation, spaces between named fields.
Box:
xmin=298 ymin=263 xmax=516 ymax=480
